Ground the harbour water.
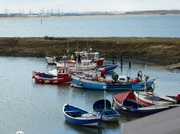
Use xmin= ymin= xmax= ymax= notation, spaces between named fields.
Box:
xmin=0 ymin=57 xmax=179 ymax=134
xmin=0 ymin=15 xmax=180 ymax=133
xmin=0 ymin=15 xmax=180 ymax=37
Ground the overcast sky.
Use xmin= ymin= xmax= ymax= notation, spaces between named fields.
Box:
xmin=1 ymin=0 xmax=180 ymax=13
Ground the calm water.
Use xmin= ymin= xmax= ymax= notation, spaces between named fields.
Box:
xmin=0 ymin=57 xmax=179 ymax=134
xmin=0 ymin=16 xmax=180 ymax=37
xmin=0 ymin=15 xmax=180 ymax=134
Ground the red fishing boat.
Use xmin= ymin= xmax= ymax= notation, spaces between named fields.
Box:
xmin=32 ymin=67 xmax=72 ymax=84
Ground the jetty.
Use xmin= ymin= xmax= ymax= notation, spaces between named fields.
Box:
xmin=120 ymin=107 xmax=180 ymax=134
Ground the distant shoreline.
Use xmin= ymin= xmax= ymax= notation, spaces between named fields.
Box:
xmin=1 ymin=13 xmax=180 ymax=20
xmin=1 ymin=9 xmax=180 ymax=20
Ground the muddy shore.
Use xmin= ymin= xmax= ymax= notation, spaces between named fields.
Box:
xmin=0 ymin=37 xmax=179 ymax=65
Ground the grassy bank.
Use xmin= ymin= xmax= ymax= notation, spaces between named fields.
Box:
xmin=0 ymin=37 xmax=179 ymax=65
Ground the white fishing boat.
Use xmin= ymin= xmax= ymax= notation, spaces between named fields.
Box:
xmin=45 ymin=56 xmax=61 ymax=64
xmin=49 ymin=59 xmax=97 ymax=76
xmin=134 ymin=91 xmax=177 ymax=106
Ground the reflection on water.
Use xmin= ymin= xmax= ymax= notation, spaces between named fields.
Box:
xmin=64 ymin=121 xmax=102 ymax=134
xmin=0 ymin=57 xmax=179 ymax=134
xmin=117 ymin=111 xmax=142 ymax=124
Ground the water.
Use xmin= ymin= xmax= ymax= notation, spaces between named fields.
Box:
xmin=0 ymin=16 xmax=180 ymax=37
xmin=0 ymin=15 xmax=180 ymax=133
xmin=0 ymin=57 xmax=179 ymax=134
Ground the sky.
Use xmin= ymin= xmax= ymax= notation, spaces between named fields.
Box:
xmin=1 ymin=0 xmax=180 ymax=14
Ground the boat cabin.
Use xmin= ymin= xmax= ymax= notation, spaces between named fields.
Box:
xmin=81 ymin=60 xmax=92 ymax=66
xmin=57 ymin=67 xmax=69 ymax=78
xmin=66 ymin=60 xmax=76 ymax=68
xmin=66 ymin=59 xmax=94 ymax=67
xmin=57 ymin=67 xmax=69 ymax=73
xmin=75 ymin=51 xmax=88 ymax=57
xmin=89 ymin=52 xmax=99 ymax=60
xmin=118 ymin=76 xmax=130 ymax=83
xmin=75 ymin=51 xmax=100 ymax=60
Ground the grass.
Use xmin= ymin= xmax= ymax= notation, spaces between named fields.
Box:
xmin=0 ymin=37 xmax=179 ymax=65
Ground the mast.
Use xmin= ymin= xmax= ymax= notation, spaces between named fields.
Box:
xmin=104 ymin=90 xmax=106 ymax=110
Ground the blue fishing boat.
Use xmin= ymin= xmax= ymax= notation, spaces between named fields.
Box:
xmin=99 ymin=64 xmax=118 ymax=73
xmin=63 ymin=104 xmax=102 ymax=127
xmin=71 ymin=71 xmax=155 ymax=91
xmin=93 ymin=99 xmax=120 ymax=122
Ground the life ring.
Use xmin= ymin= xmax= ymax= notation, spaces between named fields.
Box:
xmin=79 ymin=79 xmax=83 ymax=85
xmin=78 ymin=78 xmax=83 ymax=85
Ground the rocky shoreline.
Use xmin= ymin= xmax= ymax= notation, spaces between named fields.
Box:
xmin=0 ymin=37 xmax=179 ymax=66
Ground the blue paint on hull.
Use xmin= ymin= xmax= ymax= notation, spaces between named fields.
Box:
xmin=64 ymin=115 xmax=100 ymax=126
xmin=104 ymin=64 xmax=118 ymax=72
xmin=93 ymin=99 xmax=120 ymax=122
xmin=72 ymin=75 xmax=154 ymax=91
xmin=63 ymin=104 xmax=102 ymax=127
xmin=114 ymin=103 xmax=174 ymax=116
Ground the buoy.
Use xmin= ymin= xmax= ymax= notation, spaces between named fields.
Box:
xmin=70 ymin=83 xmax=74 ymax=87
xmin=176 ymin=93 xmax=180 ymax=104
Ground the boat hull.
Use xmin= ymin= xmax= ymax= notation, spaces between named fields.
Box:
xmin=71 ymin=75 xmax=154 ymax=91
xmin=64 ymin=114 xmax=100 ymax=127
xmin=72 ymin=75 xmax=106 ymax=90
xmin=34 ymin=77 xmax=72 ymax=84
xmin=99 ymin=64 xmax=118 ymax=73
xmin=95 ymin=58 xmax=105 ymax=66
xmin=114 ymin=101 xmax=177 ymax=115
xmin=63 ymin=104 xmax=101 ymax=127
xmin=33 ymin=71 xmax=72 ymax=84
xmin=93 ymin=99 xmax=120 ymax=122
xmin=114 ymin=91 xmax=179 ymax=116
xmin=134 ymin=91 xmax=177 ymax=106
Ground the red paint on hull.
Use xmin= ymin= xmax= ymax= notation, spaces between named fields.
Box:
xmin=32 ymin=71 xmax=72 ymax=84
xmin=95 ymin=58 xmax=104 ymax=66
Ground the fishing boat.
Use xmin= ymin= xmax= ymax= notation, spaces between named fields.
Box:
xmin=62 ymin=104 xmax=102 ymax=127
xmin=52 ymin=49 xmax=104 ymax=68
xmin=134 ymin=91 xmax=178 ymax=106
xmin=49 ymin=62 xmax=117 ymax=77
xmin=55 ymin=59 xmax=97 ymax=71
xmin=113 ymin=91 xmax=180 ymax=116
xmin=45 ymin=56 xmax=62 ymax=64
xmin=71 ymin=71 xmax=155 ymax=91
xmin=93 ymin=99 xmax=120 ymax=122
xmin=32 ymin=67 xmax=72 ymax=84
xmin=75 ymin=50 xmax=105 ymax=66
xmin=98 ymin=64 xmax=118 ymax=73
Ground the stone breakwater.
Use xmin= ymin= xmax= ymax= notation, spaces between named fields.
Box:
xmin=0 ymin=37 xmax=179 ymax=65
